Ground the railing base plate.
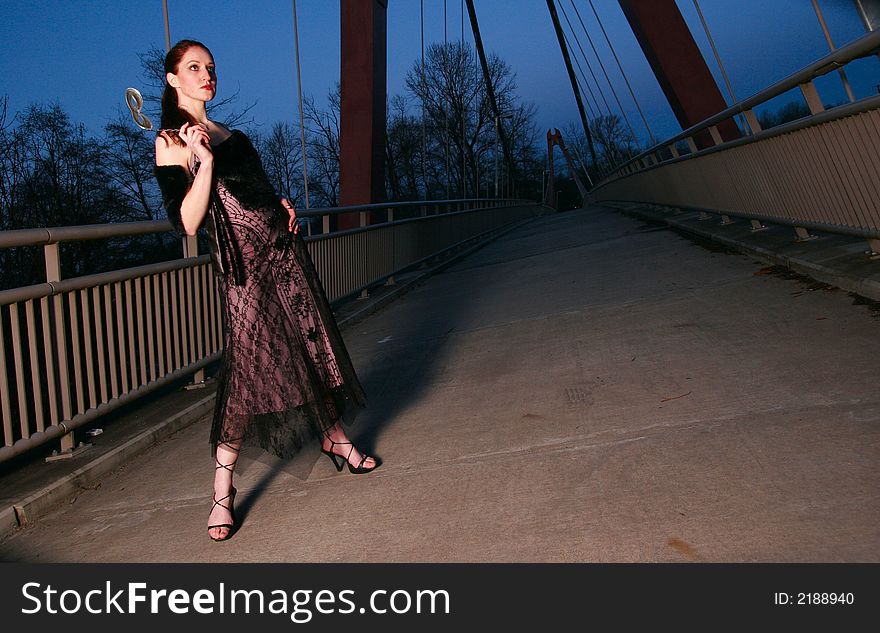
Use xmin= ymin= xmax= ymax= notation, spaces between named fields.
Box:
xmin=45 ymin=442 xmax=93 ymax=463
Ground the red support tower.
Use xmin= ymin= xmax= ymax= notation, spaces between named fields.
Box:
xmin=339 ymin=0 xmax=387 ymax=229
xmin=547 ymin=129 xmax=589 ymax=210
xmin=618 ymin=0 xmax=739 ymax=148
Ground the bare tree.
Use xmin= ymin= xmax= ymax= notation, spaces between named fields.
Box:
xmin=0 ymin=96 xmax=25 ymax=230
xmin=302 ymin=85 xmax=341 ymax=207
xmin=405 ymin=41 xmax=538 ymax=200
xmin=250 ymin=121 xmax=305 ymax=206
xmin=104 ymin=109 xmax=162 ymax=222
xmin=385 ymin=95 xmax=423 ymax=200
xmin=757 ymin=100 xmax=812 ymax=130
xmin=589 ymin=114 xmax=637 ymax=173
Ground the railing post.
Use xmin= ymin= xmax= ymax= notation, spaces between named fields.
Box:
xmin=44 ymin=242 xmax=75 ymax=454
xmin=799 ymin=81 xmax=825 ymax=115
xmin=743 ymin=109 xmax=762 ymax=134
xmin=387 ymin=207 xmax=394 ymax=223
xmin=794 ymin=226 xmax=818 ymax=242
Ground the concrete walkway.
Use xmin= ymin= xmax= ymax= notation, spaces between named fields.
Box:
xmin=1 ymin=205 xmax=878 ymax=562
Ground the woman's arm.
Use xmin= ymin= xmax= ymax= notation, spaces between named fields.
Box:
xmin=280 ymin=197 xmax=300 ymax=234
xmin=154 ymin=122 xmax=215 ymax=236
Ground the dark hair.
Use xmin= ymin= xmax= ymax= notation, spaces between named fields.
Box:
xmin=160 ymin=39 xmax=212 ymax=144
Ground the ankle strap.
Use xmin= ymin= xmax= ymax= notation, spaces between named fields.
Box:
xmin=215 ymin=440 xmax=241 ymax=472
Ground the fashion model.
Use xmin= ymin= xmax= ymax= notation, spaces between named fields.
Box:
xmin=153 ymin=40 xmax=378 ymax=542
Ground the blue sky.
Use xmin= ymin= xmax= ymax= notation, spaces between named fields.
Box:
xmin=0 ymin=1 xmax=877 ymax=148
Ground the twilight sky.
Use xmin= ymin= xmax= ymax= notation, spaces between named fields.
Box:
xmin=0 ymin=0 xmax=877 ymax=149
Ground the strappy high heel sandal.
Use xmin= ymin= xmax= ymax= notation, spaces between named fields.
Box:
xmin=208 ymin=441 xmax=240 ymax=541
xmin=208 ymin=487 xmax=237 ymax=541
xmin=320 ymin=430 xmax=378 ymax=474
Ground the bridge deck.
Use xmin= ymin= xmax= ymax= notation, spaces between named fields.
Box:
xmin=1 ymin=206 xmax=878 ymax=562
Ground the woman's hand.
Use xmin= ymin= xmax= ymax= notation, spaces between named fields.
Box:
xmin=179 ymin=122 xmax=213 ymax=164
xmin=280 ymin=198 xmax=299 ymax=234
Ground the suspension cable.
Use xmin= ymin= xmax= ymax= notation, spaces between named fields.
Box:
xmin=561 ymin=27 xmax=627 ymax=166
xmin=691 ymin=0 xmax=750 ymax=134
xmin=162 ymin=0 xmax=171 ymax=51
xmin=561 ymin=0 xmax=638 ymax=145
xmin=291 ymin=0 xmax=310 ymax=210
xmin=558 ymin=4 xmax=611 ymax=119
xmin=421 ymin=0 xmax=427 ymax=199
xmin=561 ymin=28 xmax=602 ymax=120
xmin=562 ymin=26 xmax=624 ymax=167
xmin=585 ymin=0 xmax=655 ymax=144
xmin=810 ymin=0 xmax=856 ymax=102
xmin=460 ymin=0 xmax=467 ymax=197
xmin=565 ymin=28 xmax=629 ymax=169
xmin=444 ymin=0 xmax=450 ymax=199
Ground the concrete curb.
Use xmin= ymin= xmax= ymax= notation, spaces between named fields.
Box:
xmin=5 ymin=395 xmax=214 ymax=535
xmin=609 ymin=204 xmax=880 ymax=302
xmin=1 ymin=213 xmax=542 ymax=540
xmin=0 ymin=506 xmax=17 ymax=537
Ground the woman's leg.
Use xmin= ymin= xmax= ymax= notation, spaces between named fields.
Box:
xmin=316 ymin=393 xmax=376 ymax=472
xmin=208 ymin=439 xmax=242 ymax=540
xmin=321 ymin=421 xmax=377 ymax=471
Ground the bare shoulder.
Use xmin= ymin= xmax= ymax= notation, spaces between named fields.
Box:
xmin=208 ymin=120 xmax=234 ymax=144
xmin=154 ymin=131 xmax=190 ymax=167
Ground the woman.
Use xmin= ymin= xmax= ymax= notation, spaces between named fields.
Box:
xmin=153 ymin=40 xmax=377 ymax=542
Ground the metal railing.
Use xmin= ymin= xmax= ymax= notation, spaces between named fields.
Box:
xmin=0 ymin=198 xmax=542 ymax=463
xmin=591 ymin=29 xmax=880 ymax=249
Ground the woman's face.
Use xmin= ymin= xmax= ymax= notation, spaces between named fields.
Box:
xmin=168 ymin=46 xmax=216 ymax=104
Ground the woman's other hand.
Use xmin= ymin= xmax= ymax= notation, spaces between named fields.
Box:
xmin=180 ymin=122 xmax=213 ymax=164
xmin=281 ymin=198 xmax=299 ymax=234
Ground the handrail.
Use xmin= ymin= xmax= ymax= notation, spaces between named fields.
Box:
xmin=605 ymin=28 xmax=880 ymax=178
xmin=611 ymin=93 xmax=880 ymax=178
xmin=0 ymin=198 xmax=530 ymax=248
xmin=0 ymin=256 xmax=211 ymax=307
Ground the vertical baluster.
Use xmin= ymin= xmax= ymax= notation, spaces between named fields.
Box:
xmin=170 ymin=270 xmax=181 ymax=370
xmin=53 ymin=293 xmax=72 ymax=423
xmin=25 ymin=299 xmax=45 ymax=432
xmin=163 ymin=272 xmax=173 ymax=373
xmin=135 ymin=277 xmax=147 ymax=385
xmin=193 ymin=264 xmax=204 ymax=383
xmin=9 ymin=304 xmax=30 ymax=440
xmin=93 ymin=286 xmax=108 ymax=404
xmin=155 ymin=274 xmax=167 ymax=376
xmin=105 ymin=284 xmax=120 ymax=399
xmin=184 ymin=267 xmax=194 ymax=367
xmin=80 ymin=289 xmax=97 ymax=409
xmin=125 ymin=279 xmax=137 ymax=389
xmin=146 ymin=274 xmax=157 ymax=382
xmin=115 ymin=281 xmax=129 ymax=394
xmin=39 ymin=296 xmax=59 ymax=425
xmin=68 ymin=291 xmax=85 ymax=415
xmin=0 ymin=308 xmax=13 ymax=446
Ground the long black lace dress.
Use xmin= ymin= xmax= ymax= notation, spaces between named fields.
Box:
xmin=154 ymin=129 xmax=367 ymax=459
